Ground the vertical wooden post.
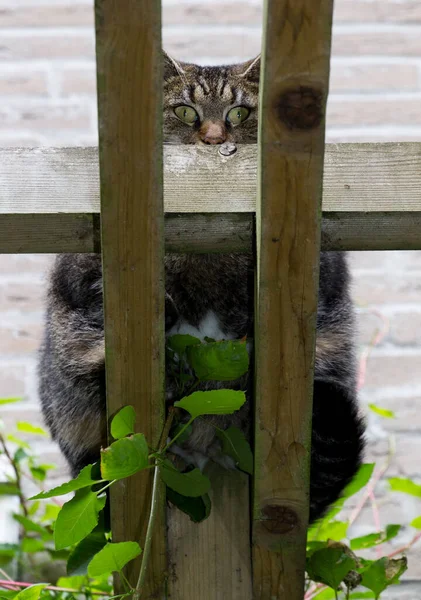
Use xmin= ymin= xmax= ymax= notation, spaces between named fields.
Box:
xmin=95 ymin=1 xmax=166 ymax=597
xmin=253 ymin=1 xmax=333 ymax=598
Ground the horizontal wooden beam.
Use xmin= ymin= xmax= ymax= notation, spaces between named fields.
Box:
xmin=1 ymin=143 xmax=421 ymax=252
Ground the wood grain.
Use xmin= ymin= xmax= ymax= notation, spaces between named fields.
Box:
xmin=253 ymin=1 xmax=333 ymax=598
xmin=2 ymin=143 xmax=421 ymax=214
xmin=167 ymin=466 xmax=252 ymax=600
xmin=95 ymin=1 xmax=166 ymax=597
xmin=1 ymin=144 xmax=421 ymax=252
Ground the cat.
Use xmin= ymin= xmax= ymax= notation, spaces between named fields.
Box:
xmin=38 ymin=52 xmax=365 ymax=523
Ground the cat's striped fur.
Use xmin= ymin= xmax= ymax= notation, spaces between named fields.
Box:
xmin=39 ymin=53 xmax=365 ymax=523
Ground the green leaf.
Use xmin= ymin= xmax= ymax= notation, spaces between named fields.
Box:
xmin=0 ymin=398 xmax=21 ymax=406
xmin=56 ymin=576 xmax=86 ymax=589
xmin=389 ymin=477 xmax=421 ymax=497
xmin=411 ymin=516 xmax=421 ymax=529
xmin=307 ymin=547 xmax=355 ymax=589
xmin=14 ymin=585 xmax=47 ymax=600
xmin=360 ymin=557 xmax=407 ymax=598
xmin=349 ymin=594 xmax=376 ymax=599
xmin=342 ymin=463 xmax=375 ymax=500
xmin=0 ymin=544 xmax=19 ymax=567
xmin=9 ymin=438 xmax=29 ymax=452
xmin=16 ymin=422 xmax=47 ymax=436
xmin=166 ymin=334 xmax=201 ymax=356
xmin=0 ymin=483 xmax=20 ymax=496
xmin=29 ymin=464 xmax=99 ymax=500
xmin=54 ymin=488 xmax=106 ymax=550
xmin=368 ymin=404 xmax=395 ymax=419
xmin=13 ymin=515 xmax=52 ymax=540
xmin=186 ymin=339 xmax=249 ymax=381
xmin=87 ymin=542 xmax=142 ymax=577
xmin=42 ymin=503 xmax=61 ymax=522
xmin=350 ymin=525 xmax=400 ymax=550
xmin=175 ymin=389 xmax=246 ymax=419
xmin=110 ymin=406 xmax=136 ymax=440
xmin=100 ymin=433 xmax=149 ymax=480
xmin=21 ymin=538 xmax=45 ymax=554
xmin=167 ymin=488 xmax=211 ymax=523
xmin=161 ymin=461 xmax=211 ymax=497
xmin=67 ymin=528 xmax=108 ymax=576
xmin=215 ymin=426 xmax=253 ymax=474
xmin=29 ymin=467 xmax=47 ymax=482
xmin=308 ymin=520 xmax=348 ymax=543
xmin=28 ymin=500 xmax=40 ymax=516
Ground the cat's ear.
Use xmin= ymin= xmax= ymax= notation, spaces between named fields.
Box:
xmin=163 ymin=50 xmax=186 ymax=81
xmin=237 ymin=55 xmax=261 ymax=83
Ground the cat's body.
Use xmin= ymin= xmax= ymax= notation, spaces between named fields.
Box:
xmin=39 ymin=55 xmax=365 ymax=523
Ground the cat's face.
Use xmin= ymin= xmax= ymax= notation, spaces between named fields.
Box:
xmin=163 ymin=53 xmax=260 ymax=145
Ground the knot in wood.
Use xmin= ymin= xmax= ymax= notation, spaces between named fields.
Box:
xmin=262 ymin=505 xmax=298 ymax=534
xmin=276 ymin=86 xmax=323 ymax=130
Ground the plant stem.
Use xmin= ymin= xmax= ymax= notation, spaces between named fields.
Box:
xmin=388 ymin=530 xmax=421 ymax=558
xmin=0 ymin=433 xmax=28 ymax=517
xmin=133 ymin=463 xmax=161 ymax=600
xmin=0 ymin=580 xmax=108 ymax=596
xmin=162 ymin=417 xmax=194 ymax=453
xmin=95 ymin=479 xmax=117 ymax=496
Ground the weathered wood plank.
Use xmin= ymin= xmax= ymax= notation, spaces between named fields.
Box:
xmin=253 ymin=1 xmax=333 ymax=598
xmin=2 ymin=143 xmax=421 ymax=214
xmin=3 ymin=211 xmax=421 ymax=254
xmin=95 ymin=1 xmax=166 ymax=598
xmin=167 ymin=466 xmax=252 ymax=600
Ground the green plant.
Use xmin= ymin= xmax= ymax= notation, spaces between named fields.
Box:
xmin=0 ymin=333 xmax=419 ymax=599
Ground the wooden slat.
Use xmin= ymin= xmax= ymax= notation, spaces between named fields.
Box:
xmin=2 ymin=143 xmax=421 ymax=214
xmin=94 ymin=1 xmax=166 ymax=597
xmin=2 ymin=211 xmax=421 ymax=253
xmin=167 ymin=467 xmax=252 ymax=599
xmin=1 ymin=144 xmax=421 ymax=253
xmin=253 ymin=1 xmax=333 ymax=599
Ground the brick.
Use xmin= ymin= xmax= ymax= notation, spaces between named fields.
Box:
xmin=0 ymin=323 xmax=42 ymax=354
xmin=356 ymin=309 xmax=387 ymax=347
xmin=389 ymin=312 xmax=421 ymax=346
xmin=0 ymin=2 xmax=93 ymax=28
xmin=0 ymin=365 xmax=26 ymax=397
xmin=332 ymin=27 xmax=421 ymax=56
xmin=163 ymin=2 xmax=262 ymax=26
xmin=0 ymin=70 xmax=48 ymax=97
xmin=335 ymin=0 xmax=421 ymax=23
xmin=0 ymin=255 xmax=53 ymax=274
xmin=0 ymin=133 xmax=48 ymax=147
xmin=0 ymin=282 xmax=44 ymax=311
xmin=367 ymin=434 xmax=421 ymax=477
xmin=56 ymin=65 xmax=96 ymax=97
xmin=349 ymin=250 xmax=398 ymax=272
xmin=363 ymin=354 xmax=421 ymax=388
xmin=162 ymin=29 xmax=261 ymax=62
xmin=352 ymin=273 xmax=421 ymax=305
xmin=326 ymin=129 xmax=421 ymax=143
xmin=0 ymin=103 xmax=92 ymax=132
xmin=1 ymin=408 xmax=47 ymax=438
xmin=330 ymin=63 xmax=419 ymax=93
xmin=0 ymin=32 xmax=94 ymax=61
xmin=365 ymin=394 xmax=421 ymax=432
xmin=327 ymin=96 xmax=421 ymax=127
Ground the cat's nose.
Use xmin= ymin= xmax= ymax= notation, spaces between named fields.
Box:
xmin=199 ymin=121 xmax=227 ymax=145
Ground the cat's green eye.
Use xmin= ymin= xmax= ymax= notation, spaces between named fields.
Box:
xmin=174 ymin=105 xmax=199 ymax=124
xmin=226 ymin=106 xmax=250 ymax=125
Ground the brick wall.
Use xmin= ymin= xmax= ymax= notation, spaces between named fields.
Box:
xmin=0 ymin=0 xmax=420 ymax=594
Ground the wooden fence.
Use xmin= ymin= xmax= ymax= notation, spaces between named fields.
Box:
xmin=1 ymin=0 xmax=420 ymax=598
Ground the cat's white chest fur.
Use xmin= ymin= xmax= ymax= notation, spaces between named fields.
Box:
xmin=167 ymin=310 xmax=234 ymax=341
